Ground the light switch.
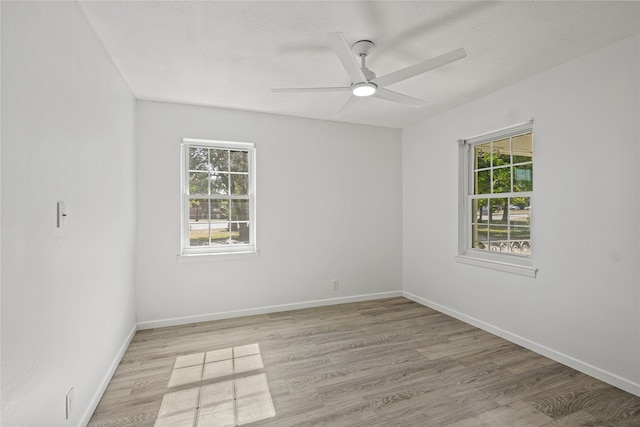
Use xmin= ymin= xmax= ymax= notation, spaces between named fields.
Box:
xmin=57 ymin=201 xmax=67 ymax=228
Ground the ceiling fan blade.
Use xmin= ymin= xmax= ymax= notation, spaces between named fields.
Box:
xmin=271 ymin=86 xmax=350 ymax=93
xmin=334 ymin=95 xmax=360 ymax=116
xmin=374 ymin=88 xmax=426 ymax=107
xmin=372 ymin=47 xmax=467 ymax=87
xmin=326 ymin=32 xmax=368 ymax=84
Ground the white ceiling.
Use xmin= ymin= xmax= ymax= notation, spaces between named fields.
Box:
xmin=78 ymin=1 xmax=640 ymax=129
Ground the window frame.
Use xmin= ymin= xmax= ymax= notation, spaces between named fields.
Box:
xmin=180 ymin=138 xmax=257 ymax=258
xmin=455 ymin=121 xmax=537 ymax=277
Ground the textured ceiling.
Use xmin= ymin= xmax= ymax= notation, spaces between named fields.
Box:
xmin=78 ymin=1 xmax=640 ymax=129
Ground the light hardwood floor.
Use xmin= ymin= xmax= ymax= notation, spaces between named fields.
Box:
xmin=89 ymin=297 xmax=640 ymax=426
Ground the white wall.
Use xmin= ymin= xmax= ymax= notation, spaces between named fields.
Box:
xmin=1 ymin=2 xmax=137 ymax=425
xmin=403 ymin=35 xmax=640 ymax=393
xmin=135 ymin=101 xmax=402 ymax=326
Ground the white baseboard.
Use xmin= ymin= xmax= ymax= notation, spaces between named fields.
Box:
xmin=403 ymin=291 xmax=640 ymax=397
xmin=80 ymin=322 xmax=138 ymax=427
xmin=137 ymin=291 xmax=403 ymax=330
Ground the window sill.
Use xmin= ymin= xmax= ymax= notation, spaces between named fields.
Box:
xmin=454 ymin=254 xmax=537 ymax=278
xmin=177 ymin=250 xmax=260 ymax=263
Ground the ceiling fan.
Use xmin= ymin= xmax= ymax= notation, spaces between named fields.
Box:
xmin=272 ymin=32 xmax=467 ymax=114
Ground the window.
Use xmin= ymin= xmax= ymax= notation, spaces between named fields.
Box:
xmin=181 ymin=139 xmax=256 ymax=256
xmin=456 ymin=121 xmax=536 ymax=277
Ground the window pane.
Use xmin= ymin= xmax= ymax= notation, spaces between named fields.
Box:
xmin=514 ymin=164 xmax=533 ymax=192
xmin=189 ymin=198 xmax=208 ymax=221
xmin=231 ymin=174 xmax=249 ymax=195
xmin=488 ymin=225 xmax=509 ymax=252
xmin=492 ymin=138 xmax=511 ymax=166
xmin=472 ymin=223 xmax=488 ymax=250
xmin=189 ymin=227 xmax=210 ymax=246
xmin=189 ymin=147 xmax=210 ymax=171
xmin=511 ymin=226 xmax=531 ymax=255
xmin=230 ymin=151 xmax=248 ymax=172
xmin=475 ymin=170 xmax=491 ymax=195
xmin=509 ymin=198 xmax=530 ymax=227
xmin=210 ymin=222 xmax=230 ymax=245
xmin=209 ymin=200 xmax=230 ymax=244
xmin=512 ymin=133 xmax=533 ymax=163
xmin=189 ymin=171 xmax=209 ymax=195
xmin=231 ymin=223 xmax=250 ymax=244
xmin=474 ymin=143 xmax=491 ymax=169
xmin=492 ymin=167 xmax=511 ymax=193
xmin=489 ymin=198 xmax=507 ymax=223
xmin=210 ymin=149 xmax=229 ymax=172
xmin=189 ymin=198 xmax=209 ymax=246
xmin=511 ymin=225 xmax=530 ymax=241
xmin=211 ymin=200 xmax=229 ymax=223
xmin=231 ymin=200 xmax=250 ymax=221
xmin=473 ymin=198 xmax=489 ymax=223
xmin=211 ymin=174 xmax=229 ymax=195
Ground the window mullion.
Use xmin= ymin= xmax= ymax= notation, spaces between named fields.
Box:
xmin=489 ymin=141 xmax=494 ymax=194
xmin=509 ymin=136 xmax=514 ymax=194
xmin=227 ymin=150 xmax=232 ymax=245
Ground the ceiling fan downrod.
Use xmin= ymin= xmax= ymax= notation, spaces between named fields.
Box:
xmin=352 ymin=39 xmax=377 ymax=88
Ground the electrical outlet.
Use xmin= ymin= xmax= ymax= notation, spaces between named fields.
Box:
xmin=332 ymin=279 xmax=339 ymax=290
xmin=66 ymin=387 xmax=74 ymax=420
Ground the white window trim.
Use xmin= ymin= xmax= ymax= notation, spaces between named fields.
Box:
xmin=176 ymin=250 xmax=260 ymax=263
xmin=178 ymin=138 xmax=257 ymax=258
xmin=455 ymin=121 xmax=537 ymax=278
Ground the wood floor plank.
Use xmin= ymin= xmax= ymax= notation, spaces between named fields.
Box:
xmin=88 ymin=298 xmax=640 ymax=426
xmin=477 ymin=363 xmax=584 ymax=406
xmin=447 ymin=400 xmax=553 ymax=427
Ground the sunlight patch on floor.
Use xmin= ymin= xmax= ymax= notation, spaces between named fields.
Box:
xmin=155 ymin=344 xmax=275 ymax=426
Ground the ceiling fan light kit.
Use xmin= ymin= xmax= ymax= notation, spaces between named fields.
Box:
xmin=272 ymin=32 xmax=466 ymax=114
xmin=352 ymin=82 xmax=377 ymax=97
